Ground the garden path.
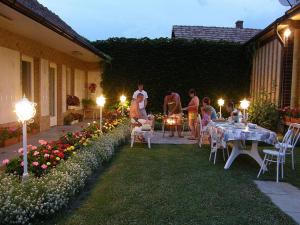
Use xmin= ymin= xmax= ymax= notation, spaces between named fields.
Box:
xmin=0 ymin=121 xmax=91 ymax=162
xmin=255 ymin=181 xmax=300 ymax=224
xmin=151 ymin=131 xmax=199 ymax=145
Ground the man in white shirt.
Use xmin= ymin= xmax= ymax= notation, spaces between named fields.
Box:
xmin=132 ymin=83 xmax=148 ymax=119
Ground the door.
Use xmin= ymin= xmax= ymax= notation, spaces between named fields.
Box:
xmin=49 ymin=64 xmax=57 ymax=126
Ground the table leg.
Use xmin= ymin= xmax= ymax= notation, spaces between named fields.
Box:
xmin=224 ymin=141 xmax=265 ymax=170
xmin=224 ymin=141 xmax=241 ymax=169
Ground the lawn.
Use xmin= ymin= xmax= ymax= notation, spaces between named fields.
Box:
xmin=41 ymin=144 xmax=298 ymax=225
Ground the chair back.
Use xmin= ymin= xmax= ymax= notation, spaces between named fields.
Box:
xmin=280 ymin=128 xmax=294 ymax=153
xmin=288 ymin=123 xmax=300 ymax=148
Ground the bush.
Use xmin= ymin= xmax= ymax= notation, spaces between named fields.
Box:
xmin=248 ymin=94 xmax=280 ymax=131
xmin=0 ymin=122 xmax=130 ymax=225
xmin=94 ymin=38 xmax=251 ymax=112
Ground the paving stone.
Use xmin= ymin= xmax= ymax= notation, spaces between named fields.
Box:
xmin=255 ymin=180 xmax=300 ymax=224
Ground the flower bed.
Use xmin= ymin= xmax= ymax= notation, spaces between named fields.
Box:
xmin=279 ymin=107 xmax=300 ymax=124
xmin=0 ymin=120 xmax=130 ymax=225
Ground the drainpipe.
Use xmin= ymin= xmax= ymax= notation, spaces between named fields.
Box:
xmin=275 ymin=23 xmax=285 ymax=46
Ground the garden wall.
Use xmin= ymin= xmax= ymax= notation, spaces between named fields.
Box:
xmin=94 ymin=38 xmax=251 ymax=112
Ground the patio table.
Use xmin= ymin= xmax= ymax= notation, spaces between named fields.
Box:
xmin=208 ymin=122 xmax=277 ymax=169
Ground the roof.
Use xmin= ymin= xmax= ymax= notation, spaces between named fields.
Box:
xmin=245 ymin=3 xmax=300 ymax=45
xmin=1 ymin=0 xmax=110 ymax=60
xmin=172 ymin=25 xmax=261 ymax=44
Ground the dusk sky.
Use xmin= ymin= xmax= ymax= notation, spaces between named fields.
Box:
xmin=39 ymin=0 xmax=290 ymax=41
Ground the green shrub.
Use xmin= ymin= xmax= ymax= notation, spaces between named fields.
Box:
xmin=248 ymin=94 xmax=280 ymax=131
xmin=94 ymin=38 xmax=251 ymax=112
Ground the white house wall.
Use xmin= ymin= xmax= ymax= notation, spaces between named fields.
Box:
xmin=74 ymin=69 xmax=85 ymax=108
xmin=88 ymin=71 xmax=102 ymax=97
xmin=40 ymin=58 xmax=49 ymax=116
xmin=0 ymin=46 xmax=21 ymax=124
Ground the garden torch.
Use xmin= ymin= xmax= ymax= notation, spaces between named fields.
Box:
xmin=96 ymin=95 xmax=106 ymax=131
xmin=15 ymin=96 xmax=36 ymax=181
xmin=120 ymin=95 xmax=126 ymax=116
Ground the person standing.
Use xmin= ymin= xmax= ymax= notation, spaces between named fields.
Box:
xmin=183 ymin=89 xmax=199 ymax=140
xmin=163 ymin=91 xmax=184 ymax=138
xmin=132 ymin=82 xmax=148 ymax=119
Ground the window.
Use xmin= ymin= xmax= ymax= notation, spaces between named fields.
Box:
xmin=21 ymin=60 xmax=32 ymax=100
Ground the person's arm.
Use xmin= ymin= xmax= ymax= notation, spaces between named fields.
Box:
xmin=144 ymin=91 xmax=148 ymax=108
xmin=132 ymin=91 xmax=137 ymax=100
xmin=163 ymin=97 xmax=167 ymax=115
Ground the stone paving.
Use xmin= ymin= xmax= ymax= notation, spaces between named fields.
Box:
xmin=255 ymin=180 xmax=300 ymax=224
xmin=0 ymin=121 xmax=91 ymax=162
xmin=151 ymin=131 xmax=199 ymax=145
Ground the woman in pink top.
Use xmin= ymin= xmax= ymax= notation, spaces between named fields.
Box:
xmin=183 ymin=89 xmax=199 ymax=140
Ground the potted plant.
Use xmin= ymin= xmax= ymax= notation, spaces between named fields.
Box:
xmin=88 ymin=83 xmax=97 ymax=93
xmin=82 ymin=98 xmax=96 ymax=109
xmin=28 ymin=121 xmax=40 ymax=135
xmin=64 ymin=114 xmax=74 ymax=125
xmin=67 ymin=95 xmax=80 ymax=110
xmin=3 ymin=127 xmax=20 ymax=147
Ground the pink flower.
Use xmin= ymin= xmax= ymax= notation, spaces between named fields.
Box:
xmin=31 ymin=146 xmax=38 ymax=150
xmin=2 ymin=159 xmax=9 ymax=165
xmin=53 ymin=150 xmax=59 ymax=154
xmin=47 ymin=145 xmax=52 ymax=150
xmin=41 ymin=164 xmax=48 ymax=170
xmin=21 ymin=161 xmax=24 ymax=167
xmin=44 ymin=153 xmax=50 ymax=158
xmin=32 ymin=161 xmax=39 ymax=166
xmin=38 ymin=140 xmax=47 ymax=145
xmin=33 ymin=151 xmax=40 ymax=156
xmin=18 ymin=148 xmax=23 ymax=154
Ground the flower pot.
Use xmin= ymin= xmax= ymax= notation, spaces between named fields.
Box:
xmin=284 ymin=116 xmax=291 ymax=123
xmin=4 ymin=137 xmax=19 ymax=146
xmin=71 ymin=120 xmax=79 ymax=125
xmin=31 ymin=129 xmax=39 ymax=135
xmin=68 ymin=106 xmax=80 ymax=110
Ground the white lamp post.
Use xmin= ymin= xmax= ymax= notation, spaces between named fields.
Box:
xmin=15 ymin=96 xmax=36 ymax=181
xmin=240 ymin=98 xmax=250 ymax=120
xmin=217 ymin=98 xmax=225 ymax=118
xmin=120 ymin=95 xmax=126 ymax=116
xmin=96 ymin=95 xmax=105 ymax=130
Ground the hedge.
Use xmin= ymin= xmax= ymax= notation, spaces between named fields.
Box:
xmin=94 ymin=38 xmax=252 ymax=112
xmin=0 ymin=122 xmax=130 ymax=225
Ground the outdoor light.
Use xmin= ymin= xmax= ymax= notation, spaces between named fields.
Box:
xmin=217 ymin=98 xmax=225 ymax=118
xmin=96 ymin=95 xmax=106 ymax=130
xmin=284 ymin=28 xmax=291 ymax=39
xmin=240 ymin=98 xmax=250 ymax=120
xmin=15 ymin=96 xmax=36 ymax=181
xmin=120 ymin=95 xmax=127 ymax=116
xmin=166 ymin=117 xmax=176 ymax=125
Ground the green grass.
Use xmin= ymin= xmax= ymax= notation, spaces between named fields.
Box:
xmin=42 ymin=144 xmax=299 ymax=225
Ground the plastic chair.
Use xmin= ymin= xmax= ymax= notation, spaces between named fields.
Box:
xmin=257 ymin=129 xmax=293 ymax=183
xmin=209 ymin=127 xmax=229 ymax=164
xmin=275 ymin=123 xmax=300 ymax=170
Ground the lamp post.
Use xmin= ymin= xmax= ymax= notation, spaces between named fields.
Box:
xmin=15 ymin=96 xmax=36 ymax=181
xmin=240 ymin=98 xmax=250 ymax=120
xmin=217 ymin=98 xmax=225 ymax=118
xmin=120 ymin=95 xmax=126 ymax=116
xmin=96 ymin=95 xmax=105 ymax=131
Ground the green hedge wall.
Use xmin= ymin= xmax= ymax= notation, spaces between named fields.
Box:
xmin=94 ymin=38 xmax=251 ymax=112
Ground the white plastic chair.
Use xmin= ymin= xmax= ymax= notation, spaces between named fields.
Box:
xmin=275 ymin=123 xmax=300 ymax=170
xmin=209 ymin=127 xmax=229 ymax=164
xmin=257 ymin=129 xmax=293 ymax=183
xmin=198 ymin=114 xmax=205 ymax=147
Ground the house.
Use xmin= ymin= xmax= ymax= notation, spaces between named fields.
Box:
xmin=172 ymin=21 xmax=261 ymax=44
xmin=246 ymin=4 xmax=300 ymax=108
xmin=0 ymin=0 xmax=109 ymax=131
